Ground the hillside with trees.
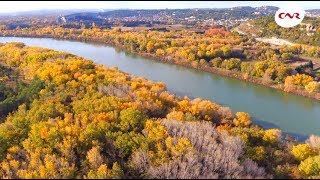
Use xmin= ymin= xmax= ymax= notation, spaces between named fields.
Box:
xmin=237 ymin=16 xmax=320 ymax=46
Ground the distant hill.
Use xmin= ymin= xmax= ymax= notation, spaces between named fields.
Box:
xmin=306 ymin=9 xmax=320 ymax=17
xmin=236 ymin=16 xmax=320 ymax=46
xmin=0 ymin=9 xmax=107 ymax=16
xmin=56 ymin=6 xmax=281 ymax=26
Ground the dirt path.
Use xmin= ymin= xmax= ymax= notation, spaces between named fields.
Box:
xmin=233 ymin=23 xmax=296 ymax=46
xmin=255 ymin=37 xmax=295 ymax=46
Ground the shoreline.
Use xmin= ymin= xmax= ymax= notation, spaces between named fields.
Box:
xmin=1 ymin=33 xmax=319 ymax=101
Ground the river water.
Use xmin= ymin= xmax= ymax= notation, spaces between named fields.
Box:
xmin=1 ymin=37 xmax=319 ymax=141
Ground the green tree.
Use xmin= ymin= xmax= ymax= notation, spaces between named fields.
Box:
xmin=119 ymin=108 xmax=147 ymax=132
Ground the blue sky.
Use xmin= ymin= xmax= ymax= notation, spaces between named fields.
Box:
xmin=1 ymin=1 xmax=320 ymax=13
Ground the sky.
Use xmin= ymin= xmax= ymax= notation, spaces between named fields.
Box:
xmin=0 ymin=1 xmax=320 ymax=13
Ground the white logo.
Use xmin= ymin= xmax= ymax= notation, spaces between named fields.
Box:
xmin=275 ymin=5 xmax=305 ymax=28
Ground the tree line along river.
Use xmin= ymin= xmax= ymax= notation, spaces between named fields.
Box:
xmin=0 ymin=37 xmax=319 ymax=141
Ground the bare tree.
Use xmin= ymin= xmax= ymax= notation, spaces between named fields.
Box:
xmin=98 ymin=83 xmax=131 ymax=99
xmin=130 ymin=119 xmax=270 ymax=179
xmin=306 ymin=135 xmax=320 ymax=150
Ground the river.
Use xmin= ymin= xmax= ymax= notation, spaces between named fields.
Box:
xmin=1 ymin=37 xmax=319 ymax=141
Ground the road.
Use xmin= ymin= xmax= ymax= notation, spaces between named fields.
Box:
xmin=233 ymin=25 xmax=295 ymax=46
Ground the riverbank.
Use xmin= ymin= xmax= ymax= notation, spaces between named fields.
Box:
xmin=1 ymin=33 xmax=319 ymax=101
